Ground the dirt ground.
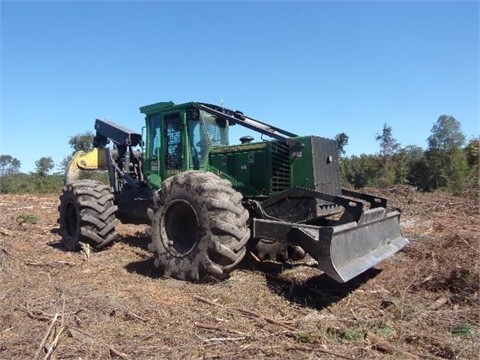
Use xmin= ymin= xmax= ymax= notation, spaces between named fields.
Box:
xmin=0 ymin=187 xmax=478 ymax=359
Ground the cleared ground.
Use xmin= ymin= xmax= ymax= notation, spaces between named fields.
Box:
xmin=0 ymin=187 xmax=478 ymax=359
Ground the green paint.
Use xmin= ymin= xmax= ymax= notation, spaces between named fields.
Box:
xmin=139 ymin=101 xmax=334 ymax=198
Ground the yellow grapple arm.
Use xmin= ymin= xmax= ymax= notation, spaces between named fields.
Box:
xmin=64 ymin=148 xmax=109 ymax=184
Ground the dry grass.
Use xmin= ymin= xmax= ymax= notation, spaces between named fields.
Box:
xmin=0 ymin=188 xmax=478 ymax=359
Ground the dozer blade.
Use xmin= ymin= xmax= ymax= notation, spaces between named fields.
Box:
xmin=252 ymin=208 xmax=408 ymax=283
xmin=314 ymin=209 xmax=408 ymax=282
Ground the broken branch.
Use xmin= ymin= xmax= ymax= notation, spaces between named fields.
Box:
xmin=237 ymin=308 xmax=297 ymax=331
xmin=193 ymin=295 xmax=219 ymax=307
xmin=288 ymin=344 xmax=355 ymax=360
xmin=70 ymin=327 xmax=132 ymax=360
xmin=33 ymin=314 xmax=59 ymax=360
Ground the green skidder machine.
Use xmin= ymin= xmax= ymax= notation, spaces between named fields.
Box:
xmin=59 ymin=101 xmax=408 ymax=282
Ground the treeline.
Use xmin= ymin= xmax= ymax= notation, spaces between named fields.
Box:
xmin=0 ymin=155 xmax=64 ymax=194
xmin=0 ymin=115 xmax=478 ymax=195
xmin=338 ymin=115 xmax=478 ymax=194
xmin=0 ymin=132 xmax=94 ymax=194
xmin=0 ymin=172 xmax=64 ymax=194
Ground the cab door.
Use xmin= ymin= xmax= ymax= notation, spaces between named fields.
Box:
xmin=144 ymin=114 xmax=162 ymax=188
xmin=163 ymin=112 xmax=184 ymax=178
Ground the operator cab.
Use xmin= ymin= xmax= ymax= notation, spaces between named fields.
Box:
xmin=140 ymin=101 xmax=230 ymax=187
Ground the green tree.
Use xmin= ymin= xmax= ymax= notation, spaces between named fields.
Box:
xmin=62 ymin=131 xmax=95 ymax=172
xmin=341 ymin=154 xmax=381 ymax=189
xmin=69 ymin=131 xmax=94 ymax=153
xmin=464 ymin=137 xmax=479 ymax=189
xmin=464 ymin=137 xmax=479 ymax=168
xmin=426 ymin=115 xmax=467 ymax=193
xmin=0 ymin=155 xmax=21 ymax=176
xmin=427 ymin=115 xmax=465 ymax=151
xmin=398 ymin=145 xmax=429 ymax=190
xmin=335 ymin=132 xmax=349 ymax=156
xmin=35 ymin=157 xmax=55 ymax=177
xmin=375 ymin=123 xmax=401 ymax=187
xmin=335 ymin=133 xmax=349 ymax=185
xmin=376 ymin=123 xmax=400 ymax=157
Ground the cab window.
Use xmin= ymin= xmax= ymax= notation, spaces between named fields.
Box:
xmin=165 ymin=113 xmax=183 ymax=169
xmin=148 ymin=114 xmax=161 ymax=158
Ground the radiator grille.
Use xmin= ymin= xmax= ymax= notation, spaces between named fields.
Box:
xmin=270 ymin=142 xmax=290 ymax=192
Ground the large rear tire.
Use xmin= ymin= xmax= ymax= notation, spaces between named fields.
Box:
xmin=148 ymin=171 xmax=250 ymax=281
xmin=58 ymin=180 xmax=119 ymax=251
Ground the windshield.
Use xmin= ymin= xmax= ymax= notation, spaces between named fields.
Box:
xmin=200 ymin=110 xmax=229 ymax=146
xmin=188 ymin=110 xmax=229 ymax=168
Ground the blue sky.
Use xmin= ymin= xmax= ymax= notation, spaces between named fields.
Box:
xmin=1 ymin=1 xmax=478 ymax=173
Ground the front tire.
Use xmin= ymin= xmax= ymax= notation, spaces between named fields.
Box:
xmin=148 ymin=171 xmax=250 ymax=281
xmin=58 ymin=180 xmax=119 ymax=251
